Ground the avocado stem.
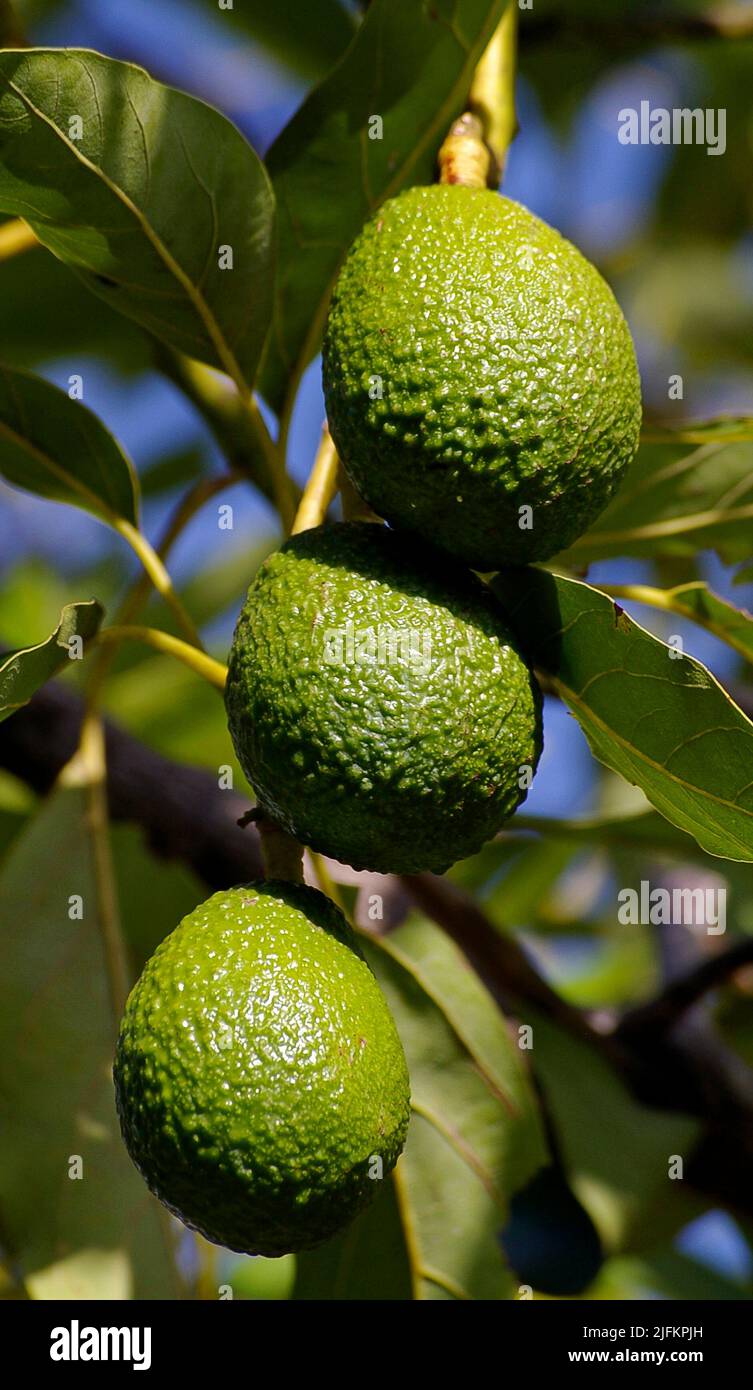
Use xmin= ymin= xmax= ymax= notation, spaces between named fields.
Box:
xmin=469 ymin=3 xmax=518 ymax=185
xmin=256 ymin=813 xmax=305 ymax=884
xmin=438 ymin=113 xmax=491 ymax=190
xmin=338 ymin=462 xmax=381 ymax=523
xmin=291 ymin=426 xmax=339 ymax=534
xmin=438 ymin=3 xmax=518 ymax=189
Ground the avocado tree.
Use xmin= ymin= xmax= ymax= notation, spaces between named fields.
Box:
xmin=1 ymin=0 xmax=753 ymax=1303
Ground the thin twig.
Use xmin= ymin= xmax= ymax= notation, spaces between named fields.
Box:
xmin=82 ymin=473 xmax=237 ymax=716
xmin=617 ymin=937 xmax=753 ymax=1038
xmin=96 ymin=626 xmax=228 ymax=689
xmin=114 ymin=518 xmax=204 ymax=650
xmin=59 ymin=713 xmax=130 ymax=1026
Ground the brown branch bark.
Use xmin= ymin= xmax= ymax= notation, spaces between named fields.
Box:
xmin=0 ymin=681 xmax=264 ymax=887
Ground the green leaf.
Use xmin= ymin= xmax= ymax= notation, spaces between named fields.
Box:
xmin=0 ymin=599 xmax=103 ymax=723
xmin=0 ymin=49 xmax=275 ymax=390
xmin=513 ymin=807 xmax=703 ymax=856
xmin=223 ymin=1251 xmax=296 ymax=1301
xmin=0 ymin=771 xmax=34 ymax=861
xmin=111 ymin=823 xmax=204 ymax=974
xmin=0 ymin=365 xmax=139 ymax=524
xmin=0 ymin=785 xmax=182 ymax=1298
xmin=260 ymin=0 xmax=508 ymax=414
xmin=222 ymin=0 xmax=356 ymax=80
xmin=649 ymin=582 xmax=753 ymax=668
xmin=528 ymin=1012 xmax=701 ymax=1255
xmin=294 ymin=1177 xmax=411 ymax=1300
xmin=642 ymin=416 xmax=753 ymax=445
xmin=562 ymin=438 xmax=753 ymax=565
xmin=493 ymin=569 xmax=753 ymax=863
xmin=365 ymin=916 xmax=548 ymax=1300
xmin=0 ymin=232 xmax=153 ymax=374
xmin=481 ymin=837 xmax=578 ymax=926
xmin=0 ymin=560 xmax=83 ymax=654
xmin=138 ymin=445 xmax=205 ymax=498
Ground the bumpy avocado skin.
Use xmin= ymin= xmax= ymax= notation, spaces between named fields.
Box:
xmin=114 ymin=881 xmax=410 ymax=1256
xmin=323 ymin=185 xmax=642 ymax=568
xmin=225 ymin=522 xmax=543 ymax=874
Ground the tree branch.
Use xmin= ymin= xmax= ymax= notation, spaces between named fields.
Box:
xmin=617 ymin=937 xmax=753 ymax=1039
xmin=0 ymin=682 xmax=264 ymax=887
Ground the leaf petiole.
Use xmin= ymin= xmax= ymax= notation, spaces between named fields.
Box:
xmin=114 ymin=518 xmax=204 ymax=650
xmin=0 ymin=216 xmax=37 ymax=261
xmin=291 ymin=427 xmax=339 ymax=534
xmin=96 ymin=625 xmax=228 ymax=690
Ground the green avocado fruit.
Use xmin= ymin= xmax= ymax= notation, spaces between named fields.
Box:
xmin=114 ymin=881 xmax=410 ymax=1256
xmin=323 ymin=185 xmax=642 ymax=568
xmin=225 ymin=522 xmax=542 ymax=874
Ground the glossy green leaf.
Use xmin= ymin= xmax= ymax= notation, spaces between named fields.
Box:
xmin=0 ymin=365 xmax=139 ymax=524
xmin=562 ymin=438 xmax=753 ymax=565
xmin=260 ymin=0 xmax=508 ymax=414
xmin=0 ymin=785 xmax=182 ymax=1297
xmin=0 ymin=49 xmax=275 ymax=389
xmin=0 ymin=599 xmax=103 ymax=723
xmin=364 ymin=916 xmax=548 ymax=1300
xmin=493 ymin=569 xmax=753 ymax=862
